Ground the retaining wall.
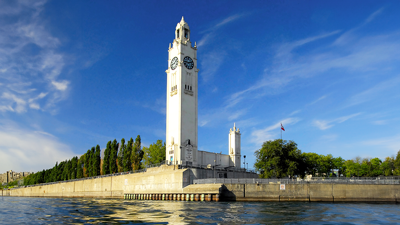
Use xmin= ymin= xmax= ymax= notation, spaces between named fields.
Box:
xmin=221 ymin=183 xmax=400 ymax=202
xmin=4 ymin=165 xmax=188 ymax=198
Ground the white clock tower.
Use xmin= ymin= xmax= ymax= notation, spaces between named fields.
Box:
xmin=166 ymin=17 xmax=199 ymax=166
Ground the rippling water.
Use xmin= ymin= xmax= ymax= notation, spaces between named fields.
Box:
xmin=1 ymin=197 xmax=400 ymax=224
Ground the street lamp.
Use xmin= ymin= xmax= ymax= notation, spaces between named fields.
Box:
xmin=243 ymin=155 xmax=246 ymax=171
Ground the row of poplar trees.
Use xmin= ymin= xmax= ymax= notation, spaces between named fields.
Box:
xmin=24 ymin=136 xmax=143 ymax=186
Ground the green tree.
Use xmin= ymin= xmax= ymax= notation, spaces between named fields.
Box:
xmin=394 ymin=150 xmax=400 ymax=175
xmin=118 ymin=138 xmax=126 ymax=172
xmin=302 ymin=152 xmax=321 ymax=176
xmin=94 ymin=145 xmax=101 ymax=176
xmin=254 ymin=139 xmax=305 ymax=178
xmin=381 ymin=156 xmax=395 ymax=176
xmin=102 ymin=141 xmax=111 ymax=175
xmin=110 ymin=139 xmax=118 ymax=174
xmin=142 ymin=140 xmax=166 ymax=167
xmin=70 ymin=156 xmax=77 ymax=179
xmin=77 ymin=155 xmax=84 ymax=178
xmin=131 ymin=135 xmax=144 ymax=170
xmin=123 ymin=138 xmax=133 ymax=171
xmin=84 ymin=149 xmax=91 ymax=177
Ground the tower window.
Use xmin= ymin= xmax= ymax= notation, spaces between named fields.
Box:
xmin=185 ymin=29 xmax=188 ymax=38
xmin=177 ymin=30 xmax=180 ymax=39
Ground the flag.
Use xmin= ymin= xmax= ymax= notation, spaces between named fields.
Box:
xmin=281 ymin=123 xmax=285 ymax=131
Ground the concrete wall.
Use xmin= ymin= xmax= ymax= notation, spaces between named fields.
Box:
xmin=5 ymin=165 xmax=188 ymax=198
xmin=221 ymin=183 xmax=400 ymax=202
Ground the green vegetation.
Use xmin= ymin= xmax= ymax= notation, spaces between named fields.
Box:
xmin=142 ymin=140 xmax=166 ymax=167
xmin=0 ymin=180 xmax=19 ymax=189
xmin=255 ymin=139 xmax=400 ymax=178
xmin=23 ymin=136 xmax=166 ymax=186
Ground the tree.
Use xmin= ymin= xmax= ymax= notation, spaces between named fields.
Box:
xmin=71 ymin=156 xmax=77 ymax=179
xmin=110 ymin=139 xmax=118 ymax=174
xmin=123 ymin=138 xmax=133 ymax=171
xmin=102 ymin=141 xmax=112 ymax=175
xmin=84 ymin=149 xmax=91 ymax=177
xmin=94 ymin=145 xmax=101 ymax=176
xmin=302 ymin=152 xmax=321 ymax=176
xmin=254 ymin=139 xmax=304 ymax=178
xmin=77 ymin=155 xmax=84 ymax=179
xmin=381 ymin=156 xmax=395 ymax=176
xmin=394 ymin=150 xmax=400 ymax=175
xmin=118 ymin=138 xmax=125 ymax=172
xmin=131 ymin=135 xmax=144 ymax=170
xmin=142 ymin=140 xmax=166 ymax=167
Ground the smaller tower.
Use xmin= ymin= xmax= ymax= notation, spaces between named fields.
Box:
xmin=229 ymin=123 xmax=241 ymax=168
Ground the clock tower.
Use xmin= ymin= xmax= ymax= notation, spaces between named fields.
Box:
xmin=166 ymin=17 xmax=199 ymax=166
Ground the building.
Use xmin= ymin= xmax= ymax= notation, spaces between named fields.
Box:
xmin=165 ymin=17 xmax=241 ymax=169
xmin=0 ymin=170 xmax=32 ymax=185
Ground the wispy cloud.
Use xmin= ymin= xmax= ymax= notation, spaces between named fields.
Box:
xmin=250 ymin=118 xmax=300 ymax=145
xmin=0 ymin=0 xmax=70 ymax=114
xmin=307 ymin=95 xmax=327 ymax=106
xmin=0 ymin=121 xmax=75 ymax=172
xmin=313 ymin=113 xmax=362 ymax=130
xmin=346 ymin=76 xmax=400 ymax=107
xmin=198 ymin=13 xmax=247 ymax=47
xmin=361 ymin=134 xmax=400 ymax=155
xmin=334 ymin=7 xmax=384 ymax=46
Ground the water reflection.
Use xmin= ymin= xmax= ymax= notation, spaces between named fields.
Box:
xmin=1 ymin=197 xmax=400 ymax=224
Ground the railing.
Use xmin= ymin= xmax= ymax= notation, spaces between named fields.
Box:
xmin=179 ymin=164 xmax=256 ymax=174
xmin=193 ymin=176 xmax=400 ymax=185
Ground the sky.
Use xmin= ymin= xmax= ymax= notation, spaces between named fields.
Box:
xmin=1 ymin=0 xmax=400 ymax=173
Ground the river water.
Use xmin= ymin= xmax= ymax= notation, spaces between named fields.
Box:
xmin=1 ymin=197 xmax=400 ymax=224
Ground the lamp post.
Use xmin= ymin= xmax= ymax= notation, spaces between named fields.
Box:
xmin=243 ymin=155 xmax=246 ymax=171
xmin=214 ymin=160 xmax=216 ymax=178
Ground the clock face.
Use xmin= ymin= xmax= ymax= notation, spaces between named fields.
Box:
xmin=170 ymin=57 xmax=178 ymax=70
xmin=183 ymin=56 xmax=194 ymax=70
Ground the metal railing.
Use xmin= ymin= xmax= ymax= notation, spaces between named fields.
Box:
xmin=193 ymin=176 xmax=400 ymax=185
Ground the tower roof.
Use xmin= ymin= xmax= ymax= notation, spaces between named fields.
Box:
xmin=176 ymin=16 xmax=190 ymax=30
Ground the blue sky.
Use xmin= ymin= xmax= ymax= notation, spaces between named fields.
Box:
xmin=1 ymin=0 xmax=399 ymax=173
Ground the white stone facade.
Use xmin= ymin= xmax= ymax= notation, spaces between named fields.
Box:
xmin=165 ymin=17 xmax=241 ymax=168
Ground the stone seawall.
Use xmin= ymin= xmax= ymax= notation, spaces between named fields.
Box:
xmin=3 ymin=165 xmax=189 ymax=198
xmin=221 ymin=183 xmax=400 ymax=202
xmin=3 ymin=166 xmax=399 ymax=202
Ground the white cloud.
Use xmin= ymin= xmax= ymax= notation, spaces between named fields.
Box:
xmin=198 ymin=13 xmax=247 ymax=47
xmin=29 ymin=103 xmax=40 ymax=109
xmin=52 ymin=80 xmax=69 ymax=91
xmin=313 ymin=113 xmax=362 ymax=130
xmin=200 ymin=51 xmax=226 ymax=82
xmin=0 ymin=0 xmax=70 ymax=114
xmin=0 ymin=122 xmax=75 ymax=172
xmin=307 ymin=95 xmax=327 ymax=106
xmin=250 ymin=118 xmax=300 ymax=145
xmin=361 ymin=134 xmax=400 ymax=155
xmin=346 ymin=76 xmax=400 ymax=107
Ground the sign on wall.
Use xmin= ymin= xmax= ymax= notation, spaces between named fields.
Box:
xmin=280 ymin=184 xmax=285 ymax=190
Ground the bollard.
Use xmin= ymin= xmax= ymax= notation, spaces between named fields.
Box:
xmin=177 ymin=194 xmax=180 ymax=201
xmin=201 ymin=194 xmax=204 ymax=201
xmin=208 ymin=194 xmax=212 ymax=201
xmin=215 ymin=194 xmax=220 ymax=202
xmin=186 ymin=194 xmax=190 ymax=201
xmin=162 ymin=194 xmax=165 ymax=200
xmin=191 ymin=194 xmax=194 ymax=201
xmin=195 ymin=194 xmax=199 ymax=201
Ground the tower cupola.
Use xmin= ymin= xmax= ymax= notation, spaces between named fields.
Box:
xmin=175 ymin=16 xmax=191 ymax=42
